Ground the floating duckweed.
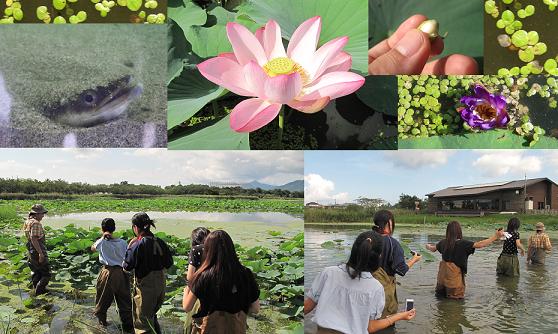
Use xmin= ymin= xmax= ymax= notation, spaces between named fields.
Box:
xmin=497 ymin=34 xmax=511 ymax=48
xmin=544 ymin=59 xmax=558 ymax=74
xmin=1 ymin=0 xmax=165 ymax=23
xmin=533 ymin=42 xmax=547 ymax=56
xmin=503 ymin=0 xmax=513 ymax=4
xmin=53 ymin=0 xmax=66 ymax=11
xmin=519 ymin=48 xmax=535 ymax=62
xmin=511 ymin=30 xmax=528 ymax=48
xmin=53 ymin=15 xmax=66 ymax=23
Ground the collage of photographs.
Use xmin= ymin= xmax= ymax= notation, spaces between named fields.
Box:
xmin=0 ymin=0 xmax=557 ymax=333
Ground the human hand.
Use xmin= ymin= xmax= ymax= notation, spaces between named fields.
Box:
xmin=520 ymin=249 xmax=525 ymax=257
xmin=368 ymin=15 xmax=478 ymax=75
xmin=495 ymin=228 xmax=505 ymax=239
xmin=412 ymin=252 xmax=422 ymax=262
xmin=401 ymin=308 xmax=416 ymax=321
xmin=102 ymin=231 xmax=112 ymax=240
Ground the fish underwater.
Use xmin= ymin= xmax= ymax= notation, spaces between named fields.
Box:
xmin=0 ymin=24 xmax=166 ymax=148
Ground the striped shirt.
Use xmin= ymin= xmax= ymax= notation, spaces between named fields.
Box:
xmin=528 ymin=233 xmax=552 ymax=251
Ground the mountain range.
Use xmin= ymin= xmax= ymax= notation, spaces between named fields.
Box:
xmin=242 ymin=180 xmax=303 ymax=192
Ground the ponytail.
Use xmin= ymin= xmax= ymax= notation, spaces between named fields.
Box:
xmin=346 ymin=231 xmax=383 ymax=279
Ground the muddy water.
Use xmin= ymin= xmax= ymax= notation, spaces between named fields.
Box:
xmin=305 ymin=227 xmax=558 ymax=334
xmin=44 ymin=211 xmax=303 ymax=247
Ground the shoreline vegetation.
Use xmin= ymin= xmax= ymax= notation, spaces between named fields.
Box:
xmin=0 ymin=196 xmax=303 ymax=216
xmin=305 ymin=208 xmax=558 ymax=232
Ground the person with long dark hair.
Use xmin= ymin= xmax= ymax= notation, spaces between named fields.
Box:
xmin=182 ymin=230 xmax=260 ymax=334
xmin=371 ymin=210 xmax=421 ymax=319
xmin=496 ymin=218 xmax=525 ymax=277
xmin=187 ymin=227 xmax=210 ymax=282
xmin=426 ymin=221 xmax=504 ymax=299
xmin=23 ymin=204 xmax=51 ymax=295
xmin=123 ymin=212 xmax=173 ymax=334
xmin=304 ymin=231 xmax=416 ymax=334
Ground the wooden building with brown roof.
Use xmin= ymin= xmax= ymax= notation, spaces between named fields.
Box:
xmin=426 ymin=178 xmax=558 ymax=215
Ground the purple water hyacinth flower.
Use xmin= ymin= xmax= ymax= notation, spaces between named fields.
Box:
xmin=459 ymin=84 xmax=509 ymax=130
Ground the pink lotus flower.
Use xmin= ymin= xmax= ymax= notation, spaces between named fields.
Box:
xmin=197 ymin=16 xmax=366 ymax=132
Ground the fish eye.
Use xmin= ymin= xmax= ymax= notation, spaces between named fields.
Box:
xmin=82 ymin=90 xmax=98 ymax=106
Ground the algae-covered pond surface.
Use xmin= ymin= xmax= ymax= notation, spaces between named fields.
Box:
xmin=305 ymin=226 xmax=558 ymax=334
xmin=0 ymin=25 xmax=167 ymax=148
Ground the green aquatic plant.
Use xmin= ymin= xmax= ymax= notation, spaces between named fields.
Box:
xmin=486 ymin=0 xmax=558 ymax=74
xmin=0 ymin=0 xmax=165 ymax=23
xmin=398 ymin=75 xmax=556 ymax=147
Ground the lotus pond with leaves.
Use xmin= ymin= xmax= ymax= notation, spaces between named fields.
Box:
xmin=167 ymin=0 xmax=383 ymax=149
xmin=398 ymin=75 xmax=558 ymax=149
xmin=0 ymin=205 xmax=303 ymax=333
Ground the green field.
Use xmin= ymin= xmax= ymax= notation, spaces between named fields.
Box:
xmin=305 ymin=207 xmax=558 ymax=231
xmin=1 ymin=195 xmax=303 ymax=215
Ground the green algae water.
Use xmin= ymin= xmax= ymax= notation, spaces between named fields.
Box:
xmin=0 ymin=24 xmax=167 ymax=147
xmin=305 ymin=226 xmax=558 ymax=334
xmin=0 ymin=0 xmax=167 ymax=24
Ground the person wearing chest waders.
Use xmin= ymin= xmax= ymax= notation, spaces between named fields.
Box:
xmin=371 ymin=210 xmax=421 ymax=319
xmin=496 ymin=218 xmax=526 ymax=277
xmin=182 ymin=230 xmax=260 ymax=334
xmin=123 ymin=212 xmax=173 ymax=334
xmin=527 ymin=222 xmax=553 ymax=265
xmin=91 ymin=218 xmax=134 ymax=331
xmin=426 ymin=221 xmax=504 ymax=299
xmin=23 ymin=204 xmax=51 ymax=295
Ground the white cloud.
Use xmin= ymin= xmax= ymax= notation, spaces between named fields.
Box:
xmin=0 ymin=150 xmax=303 ymax=187
xmin=472 ymin=150 xmax=541 ymax=177
xmin=384 ymin=150 xmax=455 ymax=169
xmin=304 ymin=173 xmax=349 ymax=204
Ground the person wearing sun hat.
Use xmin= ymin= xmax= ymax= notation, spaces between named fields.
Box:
xmin=527 ymin=222 xmax=552 ymax=265
xmin=123 ymin=212 xmax=173 ymax=334
xmin=23 ymin=203 xmax=51 ymax=295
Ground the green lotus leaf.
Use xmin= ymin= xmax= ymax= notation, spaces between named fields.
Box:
xmin=236 ymin=0 xmax=368 ymax=75
xmin=168 ymin=115 xmax=249 ymax=150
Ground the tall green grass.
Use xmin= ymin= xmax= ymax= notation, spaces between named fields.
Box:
xmin=305 ymin=207 xmax=558 ymax=230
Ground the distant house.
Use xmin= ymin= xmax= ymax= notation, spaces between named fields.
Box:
xmin=426 ymin=178 xmax=558 ymax=214
xmin=305 ymin=202 xmax=323 ymax=208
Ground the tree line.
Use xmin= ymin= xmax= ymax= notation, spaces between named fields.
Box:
xmin=0 ymin=178 xmax=303 ymax=198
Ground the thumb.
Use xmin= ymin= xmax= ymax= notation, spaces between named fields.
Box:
xmin=369 ymin=29 xmax=431 ymax=75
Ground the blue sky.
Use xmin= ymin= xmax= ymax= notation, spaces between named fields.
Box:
xmin=305 ymin=150 xmax=558 ymax=205
xmin=0 ymin=149 xmax=303 ymax=186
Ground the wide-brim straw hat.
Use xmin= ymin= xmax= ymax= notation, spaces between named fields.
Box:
xmin=29 ymin=203 xmax=48 ymax=214
xmin=535 ymin=222 xmax=545 ymax=231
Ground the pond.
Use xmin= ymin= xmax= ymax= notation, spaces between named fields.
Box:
xmin=44 ymin=211 xmax=303 ymax=247
xmin=305 ymin=226 xmax=558 ymax=334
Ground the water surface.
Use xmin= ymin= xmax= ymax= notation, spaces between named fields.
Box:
xmin=305 ymin=226 xmax=558 ymax=334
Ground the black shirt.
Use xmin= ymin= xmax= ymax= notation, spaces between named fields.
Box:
xmin=123 ymin=234 xmax=174 ymax=279
xmin=379 ymin=235 xmax=409 ymax=277
xmin=502 ymin=231 xmax=519 ymax=255
xmin=190 ymin=266 xmax=260 ymax=318
xmin=436 ymin=239 xmax=475 ymax=274
xmin=189 ymin=244 xmax=204 ymax=268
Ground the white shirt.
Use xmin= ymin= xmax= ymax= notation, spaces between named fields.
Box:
xmin=93 ymin=237 xmax=127 ymax=267
xmin=307 ymin=265 xmax=385 ymax=334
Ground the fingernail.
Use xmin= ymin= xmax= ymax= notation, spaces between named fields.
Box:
xmin=395 ymin=30 xmax=424 ymax=57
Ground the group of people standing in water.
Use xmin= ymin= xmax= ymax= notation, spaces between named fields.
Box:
xmin=304 ymin=210 xmax=554 ymax=334
xmin=23 ymin=203 xmax=260 ymax=334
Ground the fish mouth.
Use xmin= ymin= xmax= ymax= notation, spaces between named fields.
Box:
xmin=42 ymin=76 xmax=143 ymax=128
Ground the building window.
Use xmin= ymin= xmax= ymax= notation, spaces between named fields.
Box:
xmin=538 ymin=202 xmax=545 ymax=209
